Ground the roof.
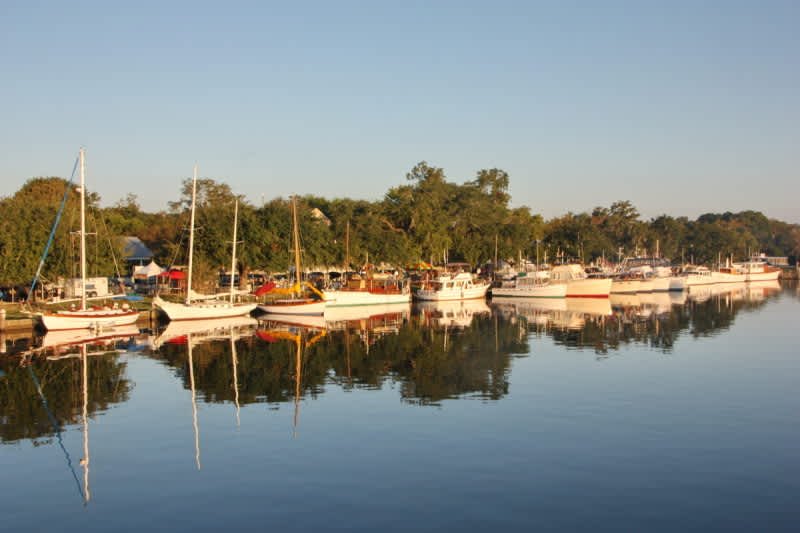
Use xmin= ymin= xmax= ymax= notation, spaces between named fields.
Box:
xmin=120 ymin=236 xmax=154 ymax=261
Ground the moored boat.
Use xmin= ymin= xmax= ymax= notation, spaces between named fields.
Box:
xmin=324 ymin=274 xmax=411 ymax=306
xmin=414 ymin=271 xmax=490 ymax=301
xmin=491 ymin=270 xmax=567 ymax=298
xmin=550 ymin=264 xmax=612 ymax=298
xmin=153 ymin=170 xmax=257 ymax=321
xmin=36 ymin=149 xmax=139 ymax=330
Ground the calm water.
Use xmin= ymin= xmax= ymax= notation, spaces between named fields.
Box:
xmin=2 ymin=282 xmax=798 ymax=532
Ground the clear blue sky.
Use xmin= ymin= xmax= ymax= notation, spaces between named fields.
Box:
xmin=2 ymin=1 xmax=798 ymax=222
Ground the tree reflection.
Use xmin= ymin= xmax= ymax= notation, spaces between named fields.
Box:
xmin=0 ymin=350 xmax=131 ymax=444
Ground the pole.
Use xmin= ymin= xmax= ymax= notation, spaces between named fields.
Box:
xmin=186 ymin=166 xmax=197 ymax=305
xmin=292 ymin=196 xmax=301 ymax=289
xmin=79 ymin=148 xmax=87 ymax=311
xmin=229 ymin=199 xmax=238 ymax=304
xmin=345 ymin=220 xmax=350 ymax=272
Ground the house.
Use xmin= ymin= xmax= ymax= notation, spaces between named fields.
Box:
xmin=120 ymin=236 xmax=154 ymax=269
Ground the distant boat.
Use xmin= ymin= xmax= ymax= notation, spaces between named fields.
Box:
xmin=414 ymin=271 xmax=490 ymax=302
xmin=491 ymin=270 xmax=567 ymax=298
xmin=153 ymin=167 xmax=257 ymax=321
xmin=735 ymin=257 xmax=782 ymax=282
xmin=37 ymin=149 xmax=139 ymax=331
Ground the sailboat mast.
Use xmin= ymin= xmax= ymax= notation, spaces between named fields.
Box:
xmin=292 ymin=196 xmax=301 ymax=289
xmin=186 ymin=166 xmax=198 ymax=305
xmin=345 ymin=220 xmax=350 ymax=272
xmin=229 ymin=199 xmax=239 ymax=304
xmin=79 ymin=148 xmax=87 ymax=311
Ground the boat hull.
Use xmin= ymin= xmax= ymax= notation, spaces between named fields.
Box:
xmin=650 ymin=277 xmax=672 ymax=292
xmin=414 ymin=283 xmax=490 ymax=301
xmin=153 ymin=296 xmax=257 ymax=321
xmin=491 ymin=283 xmax=567 ymax=298
xmin=745 ymin=270 xmax=781 ymax=282
xmin=562 ymin=278 xmax=612 ymax=298
xmin=324 ymin=289 xmax=411 ymax=307
xmin=257 ymin=299 xmax=326 ymax=315
xmin=39 ymin=309 xmax=140 ymax=331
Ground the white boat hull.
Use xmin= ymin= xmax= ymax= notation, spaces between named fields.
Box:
xmin=667 ymin=277 xmax=686 ymax=291
xmin=562 ymin=278 xmax=612 ymax=298
xmin=257 ymin=298 xmax=326 ymax=315
xmin=415 ymin=282 xmax=490 ymax=301
xmin=39 ymin=308 xmax=140 ymax=331
xmin=491 ymin=283 xmax=567 ymax=298
xmin=324 ymin=289 xmax=411 ymax=307
xmin=745 ymin=270 xmax=781 ymax=282
xmin=650 ymin=277 xmax=672 ymax=292
xmin=154 ymin=296 xmax=257 ymax=321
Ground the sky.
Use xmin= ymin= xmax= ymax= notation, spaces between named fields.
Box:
xmin=1 ymin=0 xmax=798 ymax=222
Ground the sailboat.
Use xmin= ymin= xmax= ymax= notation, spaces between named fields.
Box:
xmin=257 ymin=196 xmax=326 ymax=315
xmin=37 ymin=149 xmax=140 ymax=331
xmin=153 ymin=166 xmax=257 ymax=320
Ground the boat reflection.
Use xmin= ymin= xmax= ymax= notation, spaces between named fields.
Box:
xmin=415 ymin=299 xmax=491 ymax=329
xmin=152 ymin=316 xmax=258 ymax=468
xmin=11 ymin=331 xmax=136 ymax=505
xmin=1 ymin=282 xmax=787 ymax=454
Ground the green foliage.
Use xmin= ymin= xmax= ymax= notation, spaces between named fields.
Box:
xmin=2 ymin=166 xmax=799 ymax=288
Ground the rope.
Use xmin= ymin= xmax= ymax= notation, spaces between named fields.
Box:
xmin=29 ymin=155 xmax=80 ymax=298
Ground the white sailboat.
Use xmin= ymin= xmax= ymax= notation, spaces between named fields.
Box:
xmin=38 ymin=149 xmax=140 ymax=331
xmin=153 ymin=167 xmax=257 ymax=320
xmin=257 ymin=196 xmax=326 ymax=315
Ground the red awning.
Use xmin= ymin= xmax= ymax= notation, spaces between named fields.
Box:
xmin=159 ymin=270 xmax=186 ymax=280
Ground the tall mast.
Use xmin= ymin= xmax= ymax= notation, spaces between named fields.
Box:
xmin=292 ymin=196 xmax=301 ymax=292
xmin=79 ymin=148 xmax=87 ymax=311
xmin=186 ymin=166 xmax=197 ymax=305
xmin=345 ymin=220 xmax=350 ymax=272
xmin=229 ymin=199 xmax=239 ymax=304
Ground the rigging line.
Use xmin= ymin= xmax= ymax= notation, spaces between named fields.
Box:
xmin=29 ymin=155 xmax=80 ymax=298
xmin=93 ymin=206 xmax=122 ymax=279
xmin=26 ymin=364 xmax=84 ymax=502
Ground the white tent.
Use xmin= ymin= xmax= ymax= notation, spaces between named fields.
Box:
xmin=133 ymin=260 xmax=164 ymax=279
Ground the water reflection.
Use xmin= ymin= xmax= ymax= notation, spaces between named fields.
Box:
xmin=0 ymin=281 xmax=786 ymax=445
xmin=0 ymin=329 xmax=138 ymax=508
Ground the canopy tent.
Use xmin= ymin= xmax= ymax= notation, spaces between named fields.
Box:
xmin=133 ymin=260 xmax=164 ymax=279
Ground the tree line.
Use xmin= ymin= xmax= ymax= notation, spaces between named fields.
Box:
xmin=1 ymin=161 xmax=799 ymax=286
